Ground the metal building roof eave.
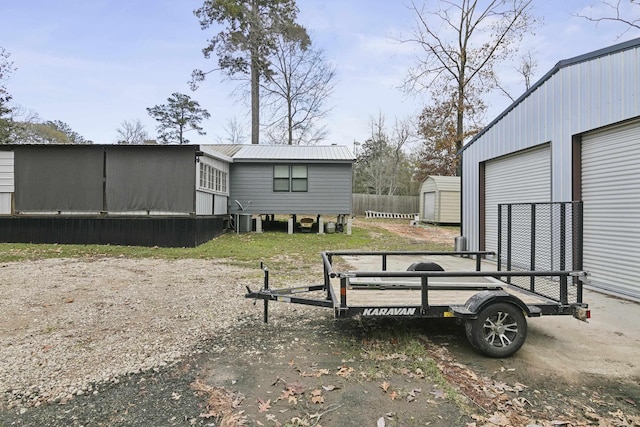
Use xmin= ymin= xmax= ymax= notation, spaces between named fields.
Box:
xmin=459 ymin=36 xmax=640 ymax=156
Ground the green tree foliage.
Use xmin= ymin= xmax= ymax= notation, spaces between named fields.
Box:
xmin=15 ymin=120 xmax=91 ymax=144
xmin=192 ymin=0 xmax=309 ymax=144
xmin=147 ymin=93 xmax=211 ymax=145
xmin=403 ymin=0 xmax=537 ymax=175
xmin=0 ymin=47 xmax=16 ymax=144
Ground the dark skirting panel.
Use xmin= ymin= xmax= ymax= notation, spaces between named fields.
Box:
xmin=0 ymin=216 xmax=225 ymax=247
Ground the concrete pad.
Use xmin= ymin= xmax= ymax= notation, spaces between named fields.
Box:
xmin=340 ymin=252 xmax=640 ymax=380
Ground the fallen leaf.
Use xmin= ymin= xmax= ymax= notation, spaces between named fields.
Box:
xmin=322 ymin=385 xmax=340 ymax=391
xmin=310 ymin=389 xmax=324 ymax=404
xmin=390 ymin=390 xmax=398 ymax=401
xmin=299 ymin=369 xmax=330 ymax=377
xmin=380 ymin=381 xmax=391 ymax=392
xmin=512 ymin=397 xmax=531 ymax=407
xmin=285 ymin=381 xmax=305 ymax=395
xmin=336 ymin=365 xmax=354 ymax=378
xmin=171 ymin=392 xmax=181 ymax=400
xmin=377 ymin=416 xmax=386 ymax=427
xmin=257 ymin=398 xmax=271 ymax=413
xmin=279 ymin=389 xmax=294 ymax=400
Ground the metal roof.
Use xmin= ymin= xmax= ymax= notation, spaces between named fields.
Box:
xmin=423 ymin=175 xmax=460 ymax=192
xmin=202 ymin=144 xmax=245 ymax=157
xmin=203 ymin=144 xmax=354 ymax=162
xmin=461 ymin=36 xmax=640 ymax=154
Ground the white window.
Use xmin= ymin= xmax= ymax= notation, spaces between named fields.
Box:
xmin=274 ymin=165 xmax=308 ymax=192
xmin=199 ymin=163 xmax=227 ymax=194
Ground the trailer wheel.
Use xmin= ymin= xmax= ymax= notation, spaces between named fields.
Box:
xmin=465 ymin=303 xmax=527 ymax=358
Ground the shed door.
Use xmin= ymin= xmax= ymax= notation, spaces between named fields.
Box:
xmin=582 ymin=119 xmax=640 ymax=301
xmin=484 ymin=144 xmax=551 ymax=254
xmin=423 ymin=192 xmax=435 ymax=221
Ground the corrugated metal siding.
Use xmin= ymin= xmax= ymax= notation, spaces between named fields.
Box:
xmin=439 ymin=191 xmax=460 ymax=224
xmin=462 ymin=41 xmax=640 ymax=251
xmin=214 ymin=194 xmax=227 ymax=215
xmin=484 ymin=145 xmax=551 ymax=254
xmin=195 ymin=192 xmax=227 ymax=216
xmin=196 ymin=191 xmax=213 ymax=215
xmin=582 ymin=119 xmax=640 ymax=300
xmin=0 ymin=151 xmax=14 ymax=193
xmin=230 ymin=163 xmax=352 ymax=214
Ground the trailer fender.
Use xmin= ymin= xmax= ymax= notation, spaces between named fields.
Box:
xmin=407 ymin=262 xmax=444 ymax=271
xmin=450 ymin=290 xmax=536 ymax=320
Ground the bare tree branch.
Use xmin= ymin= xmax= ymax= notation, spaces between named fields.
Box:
xmin=401 ymin=0 xmax=537 ymax=176
xmin=574 ymin=0 xmax=640 ymax=38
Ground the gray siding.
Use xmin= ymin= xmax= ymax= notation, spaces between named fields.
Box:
xmin=230 ymin=162 xmax=352 ymax=214
xmin=462 ymin=39 xmax=640 ymax=251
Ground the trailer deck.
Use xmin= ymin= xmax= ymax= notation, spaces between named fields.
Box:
xmin=337 ymin=253 xmax=560 ymax=307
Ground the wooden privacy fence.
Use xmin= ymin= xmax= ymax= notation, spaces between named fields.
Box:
xmin=352 ymin=194 xmax=419 ymax=216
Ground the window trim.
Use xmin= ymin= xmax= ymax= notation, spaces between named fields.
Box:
xmin=273 ymin=164 xmax=308 ymax=192
xmin=199 ymin=162 xmax=228 ymax=195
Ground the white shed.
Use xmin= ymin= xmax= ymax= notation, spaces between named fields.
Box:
xmin=419 ymin=176 xmax=460 ymax=225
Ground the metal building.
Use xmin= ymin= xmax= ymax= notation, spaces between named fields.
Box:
xmin=419 ymin=176 xmax=460 ymax=225
xmin=461 ymin=37 xmax=640 ymax=301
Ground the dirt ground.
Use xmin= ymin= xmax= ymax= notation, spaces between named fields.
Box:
xmin=1 ymin=221 xmax=639 ymax=427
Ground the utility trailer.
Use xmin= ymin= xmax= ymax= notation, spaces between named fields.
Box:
xmin=245 ymin=202 xmax=591 ymax=358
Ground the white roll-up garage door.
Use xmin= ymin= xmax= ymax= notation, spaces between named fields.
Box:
xmin=582 ymin=119 xmax=640 ymax=301
xmin=484 ymin=144 xmax=551 ymax=254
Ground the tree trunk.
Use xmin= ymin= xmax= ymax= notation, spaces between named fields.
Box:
xmin=455 ymin=73 xmax=465 ymax=177
xmin=251 ymin=59 xmax=260 ymax=144
xmin=250 ymin=0 xmax=260 ymax=145
xmin=287 ymin=99 xmax=293 ymax=145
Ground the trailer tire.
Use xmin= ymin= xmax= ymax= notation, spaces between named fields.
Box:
xmin=465 ymin=303 xmax=527 ymax=358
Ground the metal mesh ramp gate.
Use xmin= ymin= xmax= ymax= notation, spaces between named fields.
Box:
xmin=498 ymin=202 xmax=583 ymax=303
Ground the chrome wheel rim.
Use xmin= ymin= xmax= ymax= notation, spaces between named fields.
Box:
xmin=482 ymin=311 xmax=518 ymax=348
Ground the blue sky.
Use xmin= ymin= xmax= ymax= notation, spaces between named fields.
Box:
xmin=2 ymin=0 xmax=640 ymax=150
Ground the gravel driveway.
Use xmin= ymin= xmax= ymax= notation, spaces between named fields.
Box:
xmin=0 ymin=257 xmax=257 ymax=407
xmin=1 ymin=225 xmax=639 ymax=426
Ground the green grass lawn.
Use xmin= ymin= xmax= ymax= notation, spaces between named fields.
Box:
xmin=0 ymin=220 xmax=454 ymax=273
